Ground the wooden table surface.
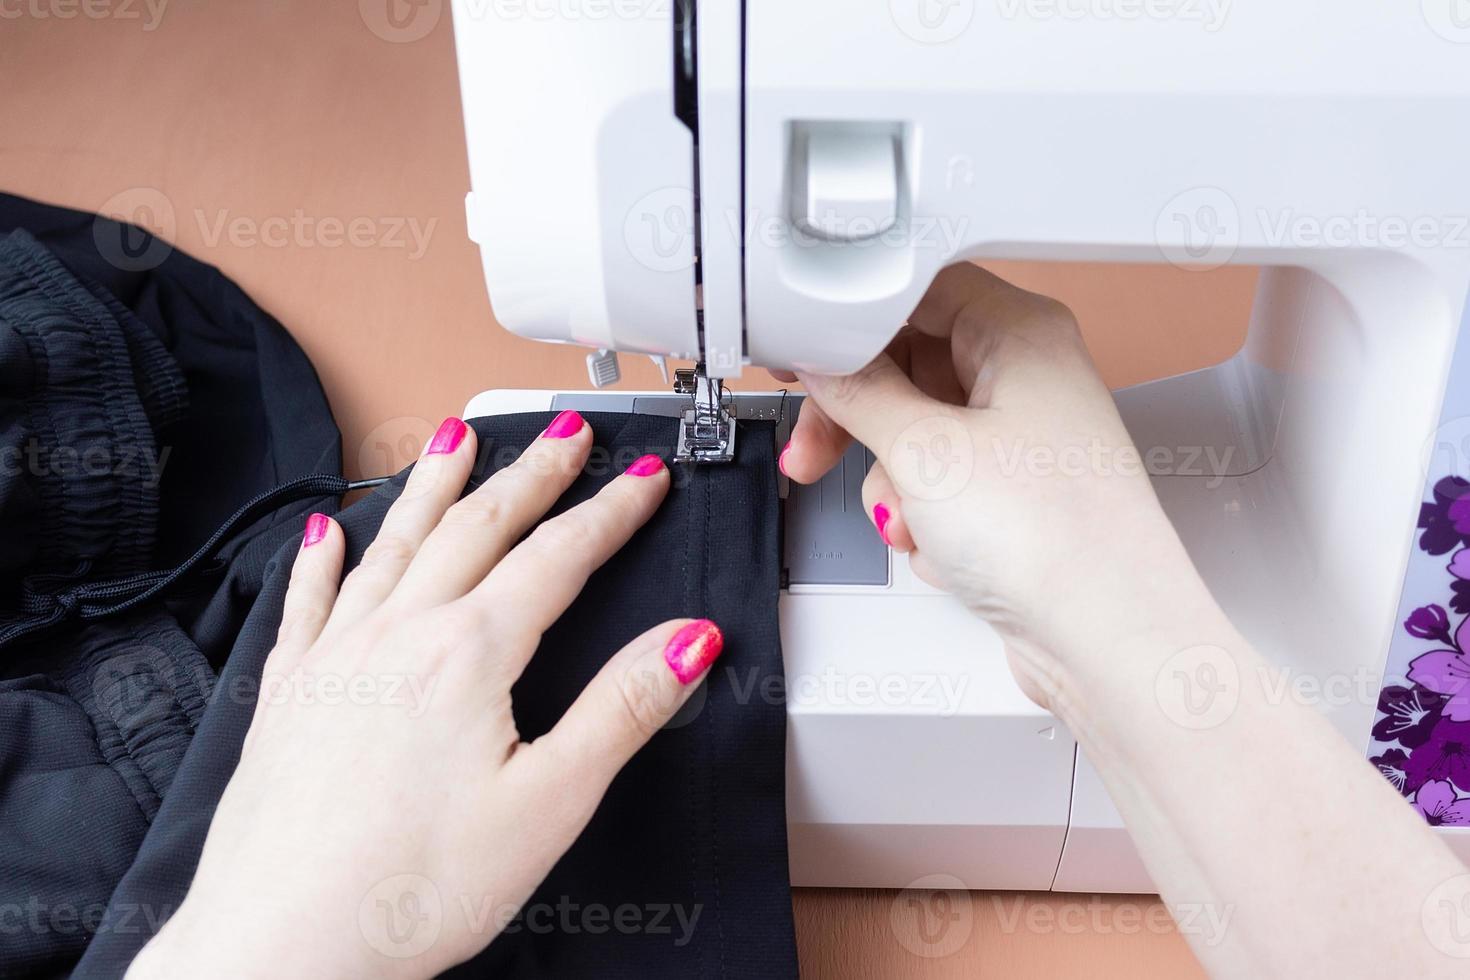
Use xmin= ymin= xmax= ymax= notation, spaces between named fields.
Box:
xmin=4 ymin=3 xmax=1258 ymax=974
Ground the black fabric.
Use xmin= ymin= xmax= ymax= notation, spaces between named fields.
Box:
xmin=0 ymin=193 xmax=796 ymax=978
xmin=74 ymin=413 xmax=797 ymax=979
xmin=0 ymin=193 xmax=340 ymax=978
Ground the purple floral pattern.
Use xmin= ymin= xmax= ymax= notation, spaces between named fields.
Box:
xmin=1369 ymin=476 xmax=1470 ymax=820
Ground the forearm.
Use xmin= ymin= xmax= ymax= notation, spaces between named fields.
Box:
xmin=1036 ymin=564 xmax=1468 ymax=977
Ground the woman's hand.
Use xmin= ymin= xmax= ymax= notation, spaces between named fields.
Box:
xmin=779 ymin=263 xmax=1203 ymax=712
xmin=783 ymin=265 xmax=1470 ymax=979
xmin=129 ymin=413 xmax=723 ymax=979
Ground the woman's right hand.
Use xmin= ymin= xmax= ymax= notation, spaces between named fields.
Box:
xmin=779 ymin=263 xmax=1210 ymax=711
xmin=785 ymin=263 xmax=1470 ymax=980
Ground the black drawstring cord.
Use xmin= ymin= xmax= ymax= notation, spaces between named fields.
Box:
xmin=2 ymin=471 xmax=392 ymax=649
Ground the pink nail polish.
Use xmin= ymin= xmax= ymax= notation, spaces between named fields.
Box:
xmin=303 ymin=513 xmax=330 ymax=548
xmin=542 ymin=409 xmax=585 ymax=440
xmin=625 ymin=454 xmax=665 ymax=477
xmin=426 ymin=417 xmax=468 ymax=456
xmin=664 ymin=619 xmax=724 ymax=685
xmin=873 ymin=503 xmax=894 ymax=547
xmin=777 ymin=441 xmax=792 ymax=477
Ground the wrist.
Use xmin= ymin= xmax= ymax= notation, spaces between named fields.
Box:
xmin=129 ymin=897 xmax=385 ymax=980
xmin=1018 ymin=535 xmax=1243 ymax=742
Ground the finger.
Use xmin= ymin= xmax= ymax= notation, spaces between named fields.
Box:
xmin=911 ymin=263 xmax=1092 ymax=409
xmin=324 ymin=417 xmax=476 ymax=631
xmin=466 ymin=454 xmax=672 ymax=665
xmin=768 ymin=368 xmax=798 ymax=384
xmin=522 ymin=618 xmax=724 ymax=792
xmin=796 ymin=354 xmax=945 ymax=476
xmin=906 ymin=262 xmax=1028 ymax=338
xmin=263 ymin=513 xmax=344 ymax=675
xmin=389 ymin=411 xmax=592 ymax=609
xmin=861 ymin=461 xmax=914 ymax=553
xmin=780 ymin=397 xmax=852 ymax=484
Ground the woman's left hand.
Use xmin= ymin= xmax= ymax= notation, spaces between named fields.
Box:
xmin=128 ymin=412 xmax=724 ymax=980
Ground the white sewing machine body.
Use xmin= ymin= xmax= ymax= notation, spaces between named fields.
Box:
xmin=453 ymin=2 xmax=1470 ymax=889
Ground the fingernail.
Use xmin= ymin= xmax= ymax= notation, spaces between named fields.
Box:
xmin=303 ymin=513 xmax=330 ymax=548
xmin=625 ymin=453 xmax=665 ymax=477
xmin=426 ymin=417 xmax=468 ymax=456
xmin=777 ymin=441 xmax=792 ymax=477
xmin=664 ymin=619 xmax=724 ymax=685
xmin=873 ymin=503 xmax=894 ymax=547
xmin=542 ymin=409 xmax=584 ymax=440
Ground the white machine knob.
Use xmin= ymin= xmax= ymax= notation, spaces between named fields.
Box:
xmin=794 ymin=128 xmax=899 ymax=242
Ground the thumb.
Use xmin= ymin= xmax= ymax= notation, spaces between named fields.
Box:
xmin=798 ymin=356 xmax=971 ymax=502
xmin=527 ymin=619 xmax=724 ymax=791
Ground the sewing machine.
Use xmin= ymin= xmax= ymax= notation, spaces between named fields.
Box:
xmin=451 ymin=2 xmax=1470 ymax=889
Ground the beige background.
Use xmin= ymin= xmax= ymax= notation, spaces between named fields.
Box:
xmin=3 ymin=2 xmax=1258 ymax=974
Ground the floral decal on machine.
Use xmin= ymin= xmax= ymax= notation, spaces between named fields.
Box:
xmin=1369 ymin=476 xmax=1470 ymax=825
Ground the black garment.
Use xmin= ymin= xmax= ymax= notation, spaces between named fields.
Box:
xmin=0 ymin=194 xmax=797 ymax=978
xmin=0 ymin=194 xmax=339 ymax=978
xmin=77 ymin=413 xmax=797 ymax=979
